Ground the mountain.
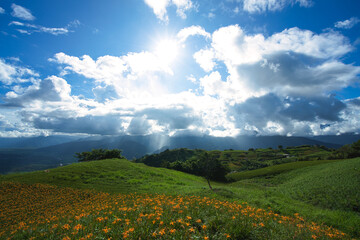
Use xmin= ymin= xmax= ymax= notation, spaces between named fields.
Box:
xmin=0 ymin=135 xmax=82 ymax=149
xmin=0 ymin=134 xmax=346 ymax=174
xmin=311 ymin=133 xmax=360 ymax=146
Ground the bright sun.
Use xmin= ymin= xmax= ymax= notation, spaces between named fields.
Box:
xmin=154 ymin=38 xmax=179 ymax=63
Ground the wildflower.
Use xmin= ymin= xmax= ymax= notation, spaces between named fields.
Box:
xmin=73 ymin=224 xmax=83 ymax=231
xmin=202 ymin=224 xmax=207 ymax=229
xmin=62 ymin=224 xmax=71 ymax=230
xmin=196 ymin=219 xmax=202 ymax=223
xmin=103 ymin=227 xmax=111 ymax=233
xmin=159 ymin=229 xmax=166 ymax=235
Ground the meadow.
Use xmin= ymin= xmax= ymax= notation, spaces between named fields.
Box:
xmin=1 ymin=157 xmax=359 ymax=239
xmin=0 ymin=182 xmax=348 ymax=239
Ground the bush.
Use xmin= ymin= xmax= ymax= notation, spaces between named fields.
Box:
xmin=75 ymin=149 xmax=125 ymax=162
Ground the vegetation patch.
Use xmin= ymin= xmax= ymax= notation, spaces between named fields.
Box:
xmin=0 ymin=182 xmax=349 ymax=240
xmin=226 ymin=160 xmax=337 ymax=181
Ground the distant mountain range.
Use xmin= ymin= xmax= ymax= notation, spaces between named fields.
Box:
xmin=1 ymin=133 xmax=359 ymax=174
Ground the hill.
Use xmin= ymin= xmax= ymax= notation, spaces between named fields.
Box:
xmin=1 ymin=157 xmax=359 ymax=237
xmin=0 ymin=158 xmax=207 ymax=195
xmin=0 ymin=134 xmax=341 ymax=174
xmin=136 ymin=145 xmax=334 ymax=175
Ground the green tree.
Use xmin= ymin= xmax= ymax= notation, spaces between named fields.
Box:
xmin=197 ymin=152 xmax=230 ymax=190
xmin=75 ymin=148 xmax=124 ymax=162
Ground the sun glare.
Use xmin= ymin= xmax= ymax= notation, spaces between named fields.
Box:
xmin=154 ymin=38 xmax=179 ymax=63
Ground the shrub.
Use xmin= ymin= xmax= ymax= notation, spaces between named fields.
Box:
xmin=75 ymin=149 xmax=124 ymax=162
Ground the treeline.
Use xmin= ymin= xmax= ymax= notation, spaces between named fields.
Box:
xmin=75 ymin=149 xmax=125 ymax=162
xmin=135 ymin=148 xmax=229 ymax=182
xmin=329 ymin=140 xmax=360 ymax=159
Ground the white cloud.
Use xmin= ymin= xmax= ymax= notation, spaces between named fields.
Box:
xmin=200 ymin=71 xmax=227 ymax=96
xmin=193 ymin=49 xmax=216 ymax=72
xmin=144 ymin=0 xmax=170 ymax=22
xmin=4 ymin=76 xmax=72 ymax=107
xmin=11 ymin=4 xmax=35 ymax=21
xmin=0 ymin=58 xmax=39 ymax=85
xmin=192 ymin=25 xmax=358 ymax=101
xmin=144 ymin=0 xmax=194 ymax=22
xmin=243 ymin=0 xmax=312 ymax=13
xmin=177 ymin=25 xmax=211 ymax=43
xmin=50 ymin=50 xmax=174 ymax=99
xmin=1 ymin=23 xmax=360 ymax=138
xmin=172 ymin=0 xmax=193 ymax=19
xmin=9 ymin=21 xmax=73 ymax=36
xmin=335 ymin=17 xmax=360 ymax=29
xmin=0 ymin=7 xmax=5 ymax=14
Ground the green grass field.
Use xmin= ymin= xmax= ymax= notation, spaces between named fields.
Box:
xmin=0 ymin=158 xmax=208 ymax=195
xmin=226 ymin=160 xmax=337 ymax=181
xmin=1 ymin=157 xmax=359 ymax=238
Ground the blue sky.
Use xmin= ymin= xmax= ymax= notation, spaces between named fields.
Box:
xmin=0 ymin=0 xmax=360 ymax=137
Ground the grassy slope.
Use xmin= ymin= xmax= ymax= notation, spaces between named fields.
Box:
xmin=226 ymin=160 xmax=337 ymax=181
xmin=1 ymin=157 xmax=359 ymax=237
xmin=0 ymin=158 xmax=208 ymax=195
xmin=229 ymin=158 xmax=360 ymax=237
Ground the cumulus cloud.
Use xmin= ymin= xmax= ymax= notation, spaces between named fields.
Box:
xmin=335 ymin=17 xmax=360 ymax=29
xmin=4 ymin=76 xmax=72 ymax=107
xmin=0 ymin=58 xmax=39 ymax=85
xmin=1 ymin=23 xmax=360 ymax=137
xmin=11 ymin=4 xmax=35 ymax=21
xmin=177 ymin=25 xmax=211 ymax=43
xmin=194 ymin=25 xmax=359 ymax=101
xmin=138 ymin=105 xmax=202 ymax=132
xmin=31 ymin=115 xmax=125 ymax=135
xmin=9 ymin=20 xmax=80 ymax=36
xmin=243 ymin=0 xmax=312 ymax=13
xmin=144 ymin=0 xmax=193 ymax=22
xmin=50 ymin=51 xmax=174 ymax=98
xmin=230 ymin=94 xmax=347 ymax=135
xmin=193 ymin=49 xmax=216 ymax=72
xmin=0 ymin=7 xmax=5 ymax=14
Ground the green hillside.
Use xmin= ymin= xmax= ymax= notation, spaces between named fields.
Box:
xmin=0 ymin=158 xmax=208 ymax=195
xmin=229 ymin=158 xmax=360 ymax=236
xmin=1 ymin=157 xmax=359 ymax=238
xmin=226 ymin=159 xmax=337 ymax=181
xmin=136 ymin=145 xmax=333 ymax=175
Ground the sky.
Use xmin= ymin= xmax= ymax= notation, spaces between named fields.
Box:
xmin=0 ymin=0 xmax=360 ymax=138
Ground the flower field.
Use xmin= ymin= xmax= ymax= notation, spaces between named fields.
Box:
xmin=0 ymin=182 xmax=349 ymax=239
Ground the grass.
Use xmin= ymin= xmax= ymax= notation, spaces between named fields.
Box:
xmin=0 ymin=158 xmax=208 ymax=195
xmin=226 ymin=160 xmax=337 ymax=181
xmin=228 ymin=158 xmax=360 ymax=237
xmin=1 ymin=157 xmax=359 ymax=238
xmin=0 ymin=182 xmax=349 ymax=240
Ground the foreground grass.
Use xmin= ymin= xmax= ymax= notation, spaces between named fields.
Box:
xmin=1 ymin=158 xmax=359 ymax=238
xmin=228 ymin=158 xmax=360 ymax=237
xmin=0 ymin=182 xmax=348 ymax=240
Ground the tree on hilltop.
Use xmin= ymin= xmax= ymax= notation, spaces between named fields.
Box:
xmin=197 ymin=152 xmax=230 ymax=190
xmin=75 ymin=148 xmax=125 ymax=162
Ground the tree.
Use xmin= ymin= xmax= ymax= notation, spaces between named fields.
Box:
xmin=75 ymin=148 xmax=124 ymax=162
xmin=197 ymin=152 xmax=230 ymax=190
